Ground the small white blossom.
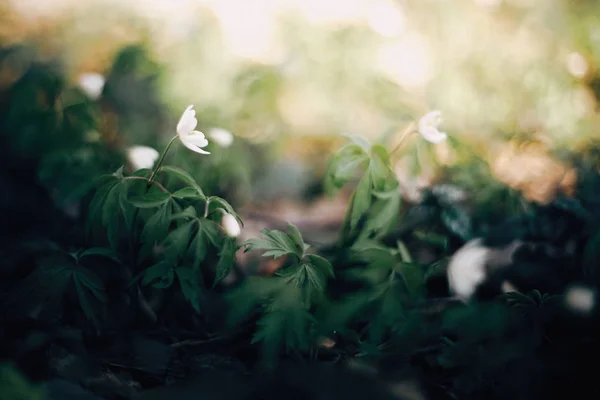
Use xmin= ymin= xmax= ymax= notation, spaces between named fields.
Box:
xmin=208 ymin=128 xmax=234 ymax=148
xmin=222 ymin=213 xmax=241 ymax=238
xmin=417 ymin=110 xmax=447 ymax=143
xmin=565 ymin=285 xmax=595 ymax=314
xmin=127 ymin=145 xmax=159 ymax=171
xmin=77 ymin=73 xmax=105 ymax=100
xmin=176 ymin=105 xmax=210 ymax=155
xmin=447 ymin=238 xmax=490 ymax=301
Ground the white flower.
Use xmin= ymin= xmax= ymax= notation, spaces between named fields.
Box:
xmin=417 ymin=110 xmax=447 ymax=143
xmin=221 ymin=213 xmax=241 ymax=238
xmin=77 ymin=73 xmax=105 ymax=100
xmin=208 ymin=127 xmax=234 ymax=148
xmin=565 ymin=285 xmax=595 ymax=314
xmin=176 ymin=105 xmax=210 ymax=155
xmin=447 ymin=238 xmax=490 ymax=301
xmin=127 ymin=145 xmax=159 ymax=171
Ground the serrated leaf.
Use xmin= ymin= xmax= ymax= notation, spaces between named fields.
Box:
xmin=251 ymin=288 xmax=314 ymax=366
xmin=129 ymin=189 xmax=171 ymax=208
xmin=287 ymin=223 xmax=306 ymax=256
xmin=172 ymin=187 xmax=202 ymax=199
xmin=175 ymin=266 xmax=201 ymax=313
xmin=159 ymin=165 xmax=205 ymax=198
xmin=245 ymin=228 xmax=301 ymax=259
xmin=213 ymin=238 xmax=236 ymax=287
xmin=304 ymin=254 xmax=334 ymax=278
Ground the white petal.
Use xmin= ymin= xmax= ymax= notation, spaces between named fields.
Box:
xmin=176 ymin=105 xmax=198 ymax=136
xmin=181 ymin=139 xmax=211 ymax=155
xmin=418 ymin=110 xmax=443 ymax=131
xmin=78 ymin=73 xmax=105 ymax=100
xmin=447 ymin=238 xmax=490 ymax=301
xmin=127 ymin=145 xmax=159 ymax=171
xmin=183 ymin=130 xmax=209 ymax=147
xmin=208 ymin=128 xmax=234 ymax=148
xmin=222 ymin=213 xmax=241 ymax=237
xmin=565 ymin=286 xmax=595 ymax=313
xmin=419 ymin=127 xmax=447 ymax=143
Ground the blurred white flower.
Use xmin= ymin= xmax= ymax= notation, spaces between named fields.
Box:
xmin=77 ymin=73 xmax=105 ymax=100
xmin=208 ymin=127 xmax=234 ymax=148
xmin=177 ymin=105 xmax=210 ymax=155
xmin=566 ymin=52 xmax=588 ymax=78
xmin=565 ymin=285 xmax=595 ymax=314
xmin=417 ymin=110 xmax=447 ymax=143
xmin=221 ymin=213 xmax=241 ymax=238
xmin=127 ymin=146 xmax=160 ymax=171
xmin=447 ymin=238 xmax=490 ymax=301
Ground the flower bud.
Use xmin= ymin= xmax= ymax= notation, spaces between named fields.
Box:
xmin=222 ymin=213 xmax=241 ymax=238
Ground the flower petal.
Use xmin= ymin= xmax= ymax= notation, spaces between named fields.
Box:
xmin=208 ymin=128 xmax=234 ymax=148
xmin=183 ymin=130 xmax=209 ymax=147
xmin=419 ymin=127 xmax=447 ymax=143
xmin=127 ymin=145 xmax=159 ymax=171
xmin=176 ymin=105 xmax=198 ymax=136
xmin=182 ymin=140 xmax=211 ymax=154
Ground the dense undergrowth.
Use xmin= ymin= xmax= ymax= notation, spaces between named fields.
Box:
xmin=2 ymin=43 xmax=600 ymax=400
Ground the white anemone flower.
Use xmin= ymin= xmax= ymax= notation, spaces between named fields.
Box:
xmin=208 ymin=127 xmax=234 ymax=148
xmin=565 ymin=285 xmax=595 ymax=314
xmin=417 ymin=110 xmax=447 ymax=143
xmin=127 ymin=145 xmax=159 ymax=171
xmin=221 ymin=213 xmax=241 ymax=238
xmin=176 ymin=105 xmax=210 ymax=155
xmin=77 ymin=73 xmax=105 ymax=100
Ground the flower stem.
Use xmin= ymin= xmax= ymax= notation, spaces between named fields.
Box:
xmin=147 ymin=135 xmax=179 ymax=187
xmin=204 ymin=196 xmax=213 ymax=218
xmin=390 ymin=122 xmax=416 ymax=156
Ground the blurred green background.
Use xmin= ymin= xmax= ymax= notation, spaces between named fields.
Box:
xmin=3 ymin=0 xmax=599 ymax=208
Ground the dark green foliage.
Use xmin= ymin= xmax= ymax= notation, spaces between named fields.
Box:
xmin=228 ymin=224 xmax=334 ymax=367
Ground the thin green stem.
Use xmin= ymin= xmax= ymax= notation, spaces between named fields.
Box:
xmin=124 ymin=176 xmax=169 ymax=193
xmin=390 ymin=122 xmax=417 ymax=156
xmin=147 ymin=135 xmax=179 ymax=187
xmin=204 ymin=196 xmax=213 ymax=218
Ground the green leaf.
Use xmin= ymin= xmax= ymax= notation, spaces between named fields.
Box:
xmin=159 ymin=165 xmax=205 ymax=198
xmin=324 ymin=143 xmax=369 ymax=193
xmin=287 ymin=223 xmax=307 ymax=256
xmin=79 ymin=247 xmax=121 ymax=264
xmin=362 ymin=188 xmax=401 ymax=238
xmin=342 ymin=134 xmax=371 ymax=152
xmin=142 ymin=261 xmax=175 ymax=288
xmin=251 ymin=287 xmax=314 ymax=366
xmin=175 ymin=266 xmax=201 ymax=313
xmin=349 ymin=170 xmax=372 ymax=231
xmin=245 ymin=228 xmax=301 ymax=260
xmin=369 ymin=144 xmax=391 ymax=191
xmin=141 ymin=203 xmax=172 ymax=245
xmin=172 ymin=187 xmax=203 ymax=199
xmin=128 ymin=189 xmax=171 ymax=208
xmin=210 ymin=197 xmax=243 ymax=227
xmin=164 ymin=220 xmax=195 ymax=260
xmin=213 ymin=238 xmax=236 ymax=287
xmin=304 ymin=254 xmax=334 ymax=278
